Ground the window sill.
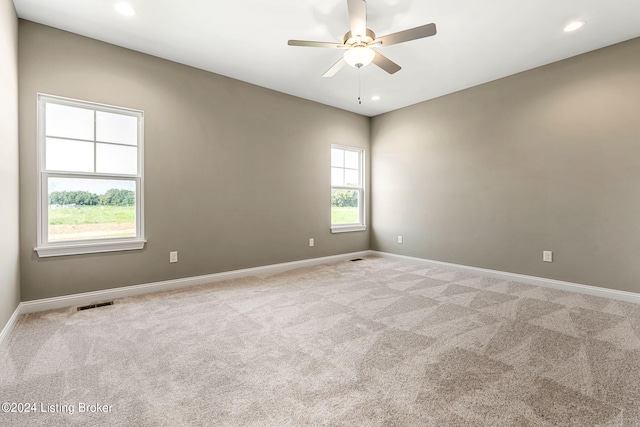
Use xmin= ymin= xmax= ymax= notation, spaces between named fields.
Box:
xmin=330 ymin=224 xmax=367 ymax=234
xmin=35 ymin=239 xmax=146 ymax=258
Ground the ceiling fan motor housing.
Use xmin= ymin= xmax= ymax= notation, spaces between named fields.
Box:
xmin=343 ymin=29 xmax=376 ymax=46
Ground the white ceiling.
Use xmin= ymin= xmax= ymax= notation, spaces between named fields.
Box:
xmin=13 ymin=0 xmax=640 ymax=117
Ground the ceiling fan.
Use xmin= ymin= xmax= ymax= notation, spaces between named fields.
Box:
xmin=288 ymin=0 xmax=437 ymax=77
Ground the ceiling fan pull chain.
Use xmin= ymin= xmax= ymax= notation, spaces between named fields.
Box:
xmin=358 ymin=67 xmax=362 ymax=105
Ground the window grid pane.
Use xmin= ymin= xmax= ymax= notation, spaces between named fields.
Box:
xmin=344 ymin=169 xmax=359 ymax=187
xmin=331 ymin=167 xmax=345 ymax=186
xmin=344 ymin=150 xmax=359 ymax=169
xmin=45 ymin=103 xmax=94 ymax=140
xmin=96 ymin=143 xmax=138 ymax=175
xmin=331 ymin=148 xmax=344 ymax=167
xmin=46 ymin=138 xmax=95 ymax=173
xmin=96 ymin=111 xmax=138 ymax=146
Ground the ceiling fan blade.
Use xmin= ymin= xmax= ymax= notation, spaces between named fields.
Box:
xmin=347 ymin=0 xmax=367 ymax=38
xmin=323 ymin=58 xmax=346 ymax=78
xmin=372 ymin=51 xmax=401 ymax=74
xmin=288 ymin=40 xmax=346 ymax=49
xmin=376 ymin=23 xmax=437 ymax=46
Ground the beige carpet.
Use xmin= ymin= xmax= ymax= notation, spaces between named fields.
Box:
xmin=2 ymin=256 xmax=640 ymax=426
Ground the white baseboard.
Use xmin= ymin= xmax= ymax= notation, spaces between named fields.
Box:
xmin=371 ymin=251 xmax=640 ymax=305
xmin=0 ymin=305 xmax=22 ymax=351
xmin=19 ymin=251 xmax=371 ymax=315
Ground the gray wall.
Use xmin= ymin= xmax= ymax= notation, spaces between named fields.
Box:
xmin=371 ymin=37 xmax=640 ymax=293
xmin=0 ymin=0 xmax=20 ymax=330
xmin=19 ymin=21 xmax=370 ymax=301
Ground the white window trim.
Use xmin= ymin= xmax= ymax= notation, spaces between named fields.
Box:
xmin=331 ymin=224 xmax=367 ymax=233
xmin=34 ymin=94 xmax=146 ymax=257
xmin=34 ymin=240 xmax=146 ymax=258
xmin=330 ymin=144 xmax=366 ymax=234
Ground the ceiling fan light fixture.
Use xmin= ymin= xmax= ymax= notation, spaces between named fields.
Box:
xmin=343 ymin=46 xmax=375 ymax=68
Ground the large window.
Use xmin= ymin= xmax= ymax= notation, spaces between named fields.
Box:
xmin=35 ymin=94 xmax=145 ymax=257
xmin=331 ymin=145 xmax=365 ymax=233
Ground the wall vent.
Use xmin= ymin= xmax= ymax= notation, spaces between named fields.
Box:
xmin=77 ymin=301 xmax=114 ymax=311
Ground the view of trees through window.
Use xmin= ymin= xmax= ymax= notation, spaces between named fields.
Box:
xmin=49 ymin=189 xmax=135 ymax=206
xmin=331 ymin=189 xmax=359 ymax=224
xmin=47 ymin=178 xmax=136 ymax=243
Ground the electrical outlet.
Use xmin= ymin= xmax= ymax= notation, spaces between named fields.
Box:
xmin=170 ymin=251 xmax=178 ymax=263
xmin=309 ymin=238 xmax=314 ymax=247
xmin=543 ymin=251 xmax=553 ymax=263
xmin=397 ymin=236 xmax=403 ymax=244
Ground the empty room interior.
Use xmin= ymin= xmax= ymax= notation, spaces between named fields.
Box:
xmin=2 ymin=0 xmax=640 ymax=425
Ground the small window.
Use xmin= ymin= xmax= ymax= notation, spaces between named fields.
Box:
xmin=35 ymin=94 xmax=145 ymax=257
xmin=331 ymin=145 xmax=366 ymax=233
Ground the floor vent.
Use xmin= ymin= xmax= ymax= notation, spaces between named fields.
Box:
xmin=77 ymin=301 xmax=114 ymax=311
xmin=350 ymin=258 xmax=364 ymax=262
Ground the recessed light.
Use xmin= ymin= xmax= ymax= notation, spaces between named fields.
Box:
xmin=114 ymin=2 xmax=136 ymax=17
xmin=371 ymin=95 xmax=381 ymax=101
xmin=564 ymin=21 xmax=586 ymax=32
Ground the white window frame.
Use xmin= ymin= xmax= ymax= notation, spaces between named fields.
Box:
xmin=330 ymin=144 xmax=366 ymax=233
xmin=34 ymin=94 xmax=146 ymax=257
